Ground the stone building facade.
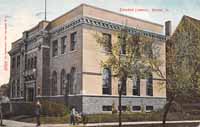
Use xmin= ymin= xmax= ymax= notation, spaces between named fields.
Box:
xmin=9 ymin=4 xmax=167 ymax=114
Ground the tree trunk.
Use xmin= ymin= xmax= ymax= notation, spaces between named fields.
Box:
xmin=119 ymin=90 xmax=122 ymax=127
xmin=162 ymin=96 xmax=174 ymax=126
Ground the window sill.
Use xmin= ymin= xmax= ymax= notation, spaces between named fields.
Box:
xmin=132 ymin=110 xmax=141 ymax=112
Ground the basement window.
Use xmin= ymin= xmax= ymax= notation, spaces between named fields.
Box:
xmin=146 ymin=106 xmax=154 ymax=111
xmin=132 ymin=106 xmax=141 ymax=111
xmin=102 ymin=106 xmax=112 ymax=111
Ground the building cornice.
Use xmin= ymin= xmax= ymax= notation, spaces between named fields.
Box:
xmin=50 ymin=16 xmax=166 ymax=41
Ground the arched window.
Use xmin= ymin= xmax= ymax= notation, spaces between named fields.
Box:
xmin=70 ymin=67 xmax=76 ymax=94
xmin=121 ymin=76 xmax=127 ymax=95
xmin=102 ymin=68 xmax=111 ymax=95
xmin=17 ymin=79 xmax=20 ymax=97
xmin=12 ymin=80 xmax=15 ymax=98
xmin=60 ymin=69 xmax=66 ymax=95
xmin=52 ymin=71 xmax=57 ymax=96
xmin=146 ymin=72 xmax=153 ymax=96
xmin=132 ymin=74 xmax=140 ymax=96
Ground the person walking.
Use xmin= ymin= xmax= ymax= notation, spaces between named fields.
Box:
xmin=81 ymin=112 xmax=88 ymax=125
xmin=35 ymin=100 xmax=41 ymax=127
xmin=70 ymin=107 xmax=76 ymax=125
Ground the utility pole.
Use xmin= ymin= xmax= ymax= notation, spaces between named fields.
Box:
xmin=4 ymin=16 xmax=8 ymax=71
xmin=118 ymin=27 xmax=127 ymax=127
xmin=118 ymin=30 xmax=122 ymax=127
xmin=118 ymin=80 xmax=122 ymax=127
xmin=45 ymin=0 xmax=47 ymax=20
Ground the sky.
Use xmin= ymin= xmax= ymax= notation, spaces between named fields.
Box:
xmin=0 ymin=0 xmax=200 ymax=85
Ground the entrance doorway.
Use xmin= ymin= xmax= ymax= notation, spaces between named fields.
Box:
xmin=27 ymin=88 xmax=34 ymax=101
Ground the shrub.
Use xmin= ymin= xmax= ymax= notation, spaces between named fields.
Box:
xmin=40 ymin=100 xmax=69 ymax=116
xmin=126 ymin=104 xmax=131 ymax=112
xmin=12 ymin=102 xmax=35 ymax=116
xmin=112 ymin=101 xmax=117 ymax=114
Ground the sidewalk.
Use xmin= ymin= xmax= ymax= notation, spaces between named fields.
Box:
xmin=2 ymin=119 xmax=200 ymax=127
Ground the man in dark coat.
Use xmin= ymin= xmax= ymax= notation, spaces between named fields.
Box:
xmin=35 ymin=100 xmax=41 ymax=127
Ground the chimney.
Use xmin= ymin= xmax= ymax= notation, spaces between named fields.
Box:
xmin=165 ymin=21 xmax=172 ymax=36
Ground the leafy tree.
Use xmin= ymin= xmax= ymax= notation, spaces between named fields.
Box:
xmin=160 ymin=16 xmax=200 ymax=126
xmin=95 ymin=27 xmax=164 ymax=127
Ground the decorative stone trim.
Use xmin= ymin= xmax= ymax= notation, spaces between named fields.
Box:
xmin=51 ymin=16 xmax=166 ymax=41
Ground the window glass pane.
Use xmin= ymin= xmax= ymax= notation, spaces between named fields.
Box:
xmin=70 ymin=67 xmax=76 ymax=94
xmin=102 ymin=106 xmax=112 ymax=111
xmin=102 ymin=68 xmax=111 ymax=95
xmin=118 ymin=106 xmax=127 ymax=111
xmin=146 ymin=72 xmax=153 ymax=96
xmin=52 ymin=71 xmax=57 ymax=95
xmin=61 ymin=36 xmax=67 ymax=54
xmin=102 ymin=33 xmax=112 ymax=52
xmin=121 ymin=77 xmax=127 ymax=95
xmin=146 ymin=106 xmax=153 ymax=111
xmin=132 ymin=106 xmax=141 ymax=111
xmin=52 ymin=40 xmax=58 ymax=56
xmin=133 ymin=74 xmax=140 ymax=96
xmin=60 ymin=69 xmax=66 ymax=95
xmin=70 ymin=32 xmax=77 ymax=51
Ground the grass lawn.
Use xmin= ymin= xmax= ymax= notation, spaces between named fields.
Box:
xmin=104 ymin=123 xmax=199 ymax=127
xmin=11 ymin=111 xmax=200 ymax=125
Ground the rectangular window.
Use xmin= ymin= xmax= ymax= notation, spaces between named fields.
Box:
xmin=38 ymin=87 xmax=41 ymax=96
xmin=146 ymin=106 xmax=153 ymax=111
xmin=146 ymin=73 xmax=153 ymax=96
xmin=17 ymin=80 xmax=20 ymax=97
xmin=102 ymin=33 xmax=112 ymax=52
xmin=21 ymin=89 xmax=24 ymax=97
xmin=70 ymin=32 xmax=77 ymax=51
xmin=28 ymin=59 xmax=31 ymax=70
xmin=102 ymin=106 xmax=112 ymax=111
xmin=147 ymin=85 xmax=153 ymax=96
xmin=11 ymin=57 xmax=15 ymax=69
xmin=52 ymin=40 xmax=58 ymax=56
xmin=30 ymin=57 xmax=34 ymax=69
xmin=25 ymin=55 xmax=27 ymax=70
xmin=120 ymin=43 xmax=126 ymax=54
xmin=118 ymin=106 xmax=127 ymax=111
xmin=102 ymin=68 xmax=112 ymax=95
xmin=103 ymin=87 xmax=111 ymax=95
xmin=144 ymin=43 xmax=153 ymax=58
xmin=132 ymin=106 xmax=141 ymax=111
xmin=61 ymin=36 xmax=67 ymax=54
xmin=119 ymin=35 xmax=126 ymax=54
xmin=121 ymin=77 xmax=127 ymax=95
xmin=34 ymin=56 xmax=37 ymax=68
xmin=17 ymin=55 xmax=20 ymax=68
